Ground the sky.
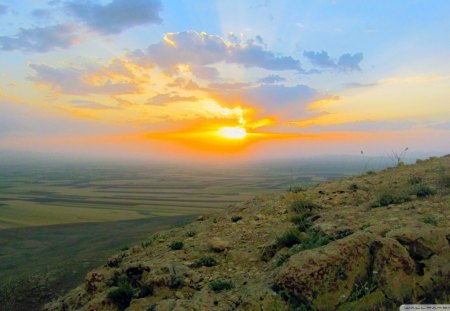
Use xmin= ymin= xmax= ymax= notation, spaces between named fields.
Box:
xmin=0 ymin=0 xmax=449 ymax=161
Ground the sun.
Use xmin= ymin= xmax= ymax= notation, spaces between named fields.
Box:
xmin=218 ymin=126 xmax=247 ymax=139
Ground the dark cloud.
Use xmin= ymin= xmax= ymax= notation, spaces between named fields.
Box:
xmin=257 ymin=74 xmax=286 ymax=84
xmin=147 ymin=93 xmax=197 ymax=105
xmin=28 ymin=63 xmax=137 ymax=95
xmin=66 ymin=0 xmax=162 ymax=34
xmin=303 ymin=50 xmax=363 ymax=72
xmin=0 ymin=4 xmax=7 ymax=15
xmin=0 ymin=24 xmax=78 ymax=52
xmin=132 ymin=31 xmax=304 ymax=74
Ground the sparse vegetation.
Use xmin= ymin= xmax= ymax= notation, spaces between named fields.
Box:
xmin=290 ymin=197 xmax=317 ymax=213
xmin=120 ymin=246 xmax=129 ymax=251
xmin=138 ymin=283 xmax=154 ymax=298
xmin=276 ymin=229 xmax=301 ymax=248
xmin=290 ymin=214 xmax=311 ymax=231
xmin=296 ymin=228 xmax=330 ymax=252
xmin=349 ymin=183 xmax=359 ymax=192
xmin=413 ymin=184 xmax=436 ymax=197
xmin=194 ymin=256 xmax=218 ymax=267
xmin=107 ymin=282 xmax=133 ymax=310
xmin=423 ymin=215 xmax=438 ymax=226
xmin=169 ymin=241 xmax=184 ymax=250
xmin=287 ymin=186 xmax=305 ymax=193
xmin=371 ymin=190 xmax=410 ymax=207
xmin=209 ymin=279 xmax=234 ymax=292
xmin=231 ymin=215 xmax=243 ymax=222
xmin=186 ymin=230 xmax=196 ymax=237
xmin=408 ymin=175 xmax=422 ymax=185
xmin=347 ymin=280 xmax=377 ymax=302
xmin=169 ymin=275 xmax=184 ymax=289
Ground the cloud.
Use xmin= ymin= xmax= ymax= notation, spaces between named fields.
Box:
xmin=31 ymin=8 xmax=53 ymax=20
xmin=257 ymin=74 xmax=286 ymax=84
xmin=344 ymin=82 xmax=377 ymax=89
xmin=0 ymin=4 xmax=7 ymax=15
xmin=207 ymin=83 xmax=320 ymax=118
xmin=66 ymin=0 xmax=162 ymax=34
xmin=28 ymin=63 xmax=138 ymax=95
xmin=303 ymin=50 xmax=363 ymax=72
xmin=132 ymin=31 xmax=304 ymax=74
xmin=0 ymin=24 xmax=78 ymax=52
xmin=70 ymin=99 xmax=118 ymax=109
xmin=147 ymin=93 xmax=198 ymax=105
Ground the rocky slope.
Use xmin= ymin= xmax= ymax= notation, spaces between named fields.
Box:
xmin=45 ymin=156 xmax=450 ymax=311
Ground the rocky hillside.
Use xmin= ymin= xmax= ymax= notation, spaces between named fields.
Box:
xmin=45 ymin=156 xmax=450 ymax=311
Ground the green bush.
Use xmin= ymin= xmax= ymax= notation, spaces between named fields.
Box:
xmin=138 ymin=283 xmax=154 ymax=298
xmin=231 ymin=215 xmax=243 ymax=223
xmin=290 ymin=214 xmax=310 ymax=231
xmin=371 ymin=190 xmax=409 ymax=207
xmin=120 ymin=246 xmax=129 ymax=251
xmin=276 ymin=229 xmax=301 ymax=248
xmin=209 ymin=279 xmax=234 ymax=292
xmin=413 ymin=184 xmax=436 ymax=197
xmin=107 ymin=283 xmax=133 ymax=310
xmin=348 ymin=183 xmax=359 ymax=192
xmin=195 ymin=256 xmax=218 ymax=267
xmin=298 ymin=228 xmax=330 ymax=251
xmin=290 ymin=197 xmax=316 ymax=213
xmin=423 ymin=215 xmax=438 ymax=226
xmin=186 ymin=230 xmax=196 ymax=237
xmin=169 ymin=241 xmax=184 ymax=250
xmin=169 ymin=275 xmax=184 ymax=289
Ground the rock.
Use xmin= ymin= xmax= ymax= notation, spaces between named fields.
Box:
xmin=197 ymin=215 xmax=206 ymax=221
xmin=208 ymin=237 xmax=230 ymax=252
xmin=276 ymin=232 xmax=419 ymax=310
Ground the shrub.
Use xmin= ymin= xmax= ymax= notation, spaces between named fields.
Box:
xmin=276 ymin=229 xmax=301 ymax=248
xmin=371 ymin=190 xmax=409 ymax=207
xmin=290 ymin=214 xmax=310 ymax=232
xmin=186 ymin=230 xmax=196 ymax=237
xmin=347 ymin=281 xmax=377 ymax=302
xmin=290 ymin=197 xmax=316 ymax=213
xmin=107 ymin=283 xmax=133 ymax=310
xmin=169 ymin=275 xmax=184 ymax=289
xmin=423 ymin=215 xmax=438 ymax=226
xmin=169 ymin=241 xmax=184 ymax=250
xmin=349 ymin=183 xmax=359 ymax=192
xmin=298 ymin=228 xmax=330 ymax=251
xmin=209 ymin=279 xmax=234 ymax=292
xmin=287 ymin=186 xmax=305 ymax=193
xmin=120 ymin=246 xmax=129 ymax=251
xmin=231 ymin=215 xmax=243 ymax=223
xmin=195 ymin=256 xmax=218 ymax=267
xmin=366 ymin=170 xmax=376 ymax=175
xmin=138 ymin=283 xmax=154 ymax=298
xmin=408 ymin=175 xmax=422 ymax=185
xmin=413 ymin=184 xmax=436 ymax=197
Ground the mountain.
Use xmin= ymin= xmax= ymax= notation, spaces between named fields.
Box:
xmin=44 ymin=156 xmax=449 ymax=310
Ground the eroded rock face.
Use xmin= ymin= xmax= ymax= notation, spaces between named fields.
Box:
xmin=43 ymin=156 xmax=450 ymax=311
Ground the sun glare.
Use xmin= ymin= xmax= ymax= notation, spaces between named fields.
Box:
xmin=218 ymin=127 xmax=247 ymax=139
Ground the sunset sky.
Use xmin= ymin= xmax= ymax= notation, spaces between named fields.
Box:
xmin=0 ymin=0 xmax=449 ymax=161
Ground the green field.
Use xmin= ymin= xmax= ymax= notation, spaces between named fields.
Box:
xmin=0 ymin=156 xmax=390 ymax=310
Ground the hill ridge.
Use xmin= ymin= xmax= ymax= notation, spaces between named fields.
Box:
xmin=45 ymin=156 xmax=450 ymax=310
